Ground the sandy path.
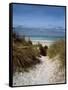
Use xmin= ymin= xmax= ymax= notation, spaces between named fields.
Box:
xmin=13 ymin=56 xmax=65 ymax=86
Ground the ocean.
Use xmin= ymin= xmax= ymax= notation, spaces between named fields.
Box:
xmin=13 ymin=27 xmax=65 ymax=41
xmin=30 ymin=35 xmax=65 ymax=41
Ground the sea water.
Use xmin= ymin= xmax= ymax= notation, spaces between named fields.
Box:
xmin=30 ymin=35 xmax=65 ymax=41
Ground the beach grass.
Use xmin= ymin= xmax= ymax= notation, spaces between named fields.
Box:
xmin=47 ymin=39 xmax=65 ymax=68
xmin=13 ymin=32 xmax=41 ymax=73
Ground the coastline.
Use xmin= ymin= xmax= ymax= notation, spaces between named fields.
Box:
xmin=31 ymin=39 xmax=54 ymax=47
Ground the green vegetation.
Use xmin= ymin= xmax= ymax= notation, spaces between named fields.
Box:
xmin=13 ymin=32 xmax=65 ymax=73
xmin=48 ymin=39 xmax=65 ymax=67
xmin=13 ymin=32 xmax=41 ymax=73
xmin=38 ymin=43 xmax=48 ymax=56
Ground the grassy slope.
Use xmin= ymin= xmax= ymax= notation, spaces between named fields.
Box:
xmin=47 ymin=39 xmax=65 ymax=68
xmin=13 ymin=33 xmax=41 ymax=73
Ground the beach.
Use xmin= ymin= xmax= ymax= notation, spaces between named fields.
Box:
xmin=13 ymin=39 xmax=65 ymax=86
xmin=31 ymin=39 xmax=54 ymax=47
xmin=13 ymin=56 xmax=65 ymax=86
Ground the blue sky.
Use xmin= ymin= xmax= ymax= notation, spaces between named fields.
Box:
xmin=13 ymin=4 xmax=65 ymax=29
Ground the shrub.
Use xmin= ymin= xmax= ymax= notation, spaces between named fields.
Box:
xmin=28 ymin=40 xmax=32 ymax=45
xmin=38 ymin=43 xmax=48 ymax=56
xmin=44 ymin=45 xmax=48 ymax=56
xmin=39 ymin=44 xmax=45 ymax=56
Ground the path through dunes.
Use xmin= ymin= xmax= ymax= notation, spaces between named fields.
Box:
xmin=13 ymin=56 xmax=65 ymax=86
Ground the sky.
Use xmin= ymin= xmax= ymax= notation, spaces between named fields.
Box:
xmin=13 ymin=4 xmax=65 ymax=29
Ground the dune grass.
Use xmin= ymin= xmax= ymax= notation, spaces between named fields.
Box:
xmin=13 ymin=32 xmax=41 ymax=73
xmin=47 ymin=39 xmax=65 ymax=68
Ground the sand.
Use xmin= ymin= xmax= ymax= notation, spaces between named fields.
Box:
xmin=32 ymin=40 xmax=54 ymax=47
xmin=13 ymin=56 xmax=65 ymax=86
